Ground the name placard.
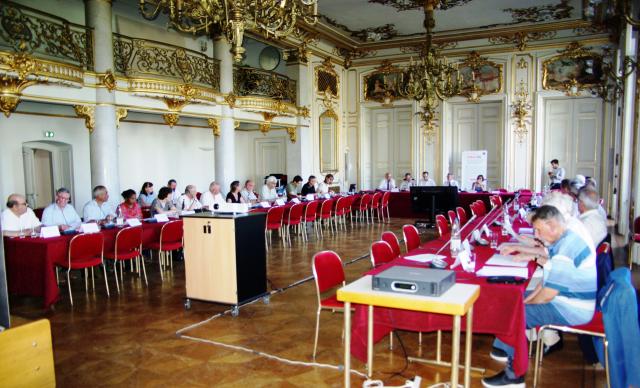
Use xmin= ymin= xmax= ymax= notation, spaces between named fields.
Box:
xmin=275 ymin=198 xmax=285 ymax=206
xmin=80 ymin=223 xmax=100 ymax=234
xmin=180 ymin=210 xmax=195 ymax=216
xmin=291 ymin=198 xmax=301 ymax=204
xmin=260 ymin=201 xmax=271 ymax=208
xmin=39 ymin=225 xmax=61 ymax=238
xmin=305 ymin=194 xmax=315 ymax=201
xmin=154 ymin=214 xmax=169 ymax=222
xmin=126 ymin=218 xmax=142 ymax=227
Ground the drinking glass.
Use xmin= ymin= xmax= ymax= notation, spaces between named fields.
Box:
xmin=490 ymin=234 xmax=498 ymax=249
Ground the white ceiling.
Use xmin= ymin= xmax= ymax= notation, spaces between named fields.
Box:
xmin=318 ymin=0 xmax=583 ymax=41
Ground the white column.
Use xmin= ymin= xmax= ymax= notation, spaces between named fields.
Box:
xmin=214 ymin=38 xmax=235 ymax=191
xmin=286 ymin=57 xmax=312 ymax=180
xmin=85 ymin=0 xmax=119 ymax=195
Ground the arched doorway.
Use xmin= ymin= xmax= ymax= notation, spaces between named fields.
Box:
xmin=22 ymin=141 xmax=74 ymax=209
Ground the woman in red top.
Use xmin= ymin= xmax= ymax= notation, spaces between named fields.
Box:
xmin=118 ymin=189 xmax=143 ymax=219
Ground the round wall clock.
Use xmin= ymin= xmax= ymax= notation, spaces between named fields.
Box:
xmin=259 ymin=46 xmax=281 ymax=71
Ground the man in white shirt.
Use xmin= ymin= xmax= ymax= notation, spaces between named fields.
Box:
xmin=1 ymin=194 xmax=41 ymax=236
xmin=261 ymin=176 xmax=278 ymax=201
xmin=41 ymin=187 xmax=81 ymax=231
xmin=444 ymin=173 xmax=459 ymax=188
xmin=399 ymin=173 xmax=413 ymax=191
xmin=577 ymin=187 xmax=607 ymax=247
xmin=418 ymin=171 xmax=435 ymax=186
xmin=317 ymin=174 xmax=334 ymax=196
xmin=240 ymin=180 xmax=258 ymax=203
xmin=200 ymin=182 xmax=225 ymax=210
xmin=83 ymin=185 xmax=116 ymax=224
xmin=378 ymin=172 xmax=396 ymax=191
xmin=168 ymin=179 xmax=179 ymax=206
xmin=548 ymin=159 xmax=565 ymax=190
xmin=176 ymin=185 xmax=202 ymax=211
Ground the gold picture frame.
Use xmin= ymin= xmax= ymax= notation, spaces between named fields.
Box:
xmin=456 ymin=51 xmax=503 ymax=101
xmin=363 ymin=60 xmax=406 ymax=103
xmin=542 ymin=42 xmax=603 ymax=95
xmin=319 ymin=108 xmax=339 ymax=173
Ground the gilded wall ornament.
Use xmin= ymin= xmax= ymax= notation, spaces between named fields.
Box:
xmin=0 ymin=53 xmax=42 ymax=117
xmin=297 ymin=105 xmax=310 ymax=118
xmin=115 ymin=107 xmax=128 ymax=128
xmin=511 ymin=81 xmax=531 ymax=143
xmin=488 ymin=31 xmax=556 ymax=51
xmin=233 ymin=66 xmax=297 ymax=103
xmin=422 ymin=120 xmax=438 ymax=146
xmin=73 ymin=105 xmax=95 ymax=133
xmin=368 ymin=0 xmax=473 ymax=11
xmin=542 ymin=42 xmax=604 ymax=96
xmin=320 ymin=15 xmax=421 ymax=42
xmin=516 ymin=57 xmax=528 ymax=69
xmin=315 ymin=57 xmax=339 ymax=98
xmin=259 ymin=112 xmax=278 ymax=135
xmin=363 ymin=60 xmax=406 ymax=103
xmin=456 ymin=52 xmax=503 ymax=101
xmin=504 ymin=0 xmax=573 ymax=23
xmin=100 ymin=70 xmax=117 ymax=92
xmin=286 ymin=127 xmax=297 ymax=143
xmin=334 ymin=47 xmax=376 ymax=69
xmin=208 ymin=118 xmax=220 ymax=137
xmin=163 ymin=112 xmax=179 ymax=128
xmin=225 ymin=93 xmax=237 ymax=108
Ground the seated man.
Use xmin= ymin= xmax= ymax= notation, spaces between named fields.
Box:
xmin=444 ymin=173 xmax=459 ymax=187
xmin=41 ymin=187 xmax=81 ymax=231
xmin=167 ymin=179 xmax=179 ymax=206
xmin=261 ymin=176 xmax=279 ymax=201
xmin=240 ymin=180 xmax=258 ymax=203
xmin=200 ymin=182 xmax=224 ymax=210
xmin=83 ymin=185 xmax=116 ymax=224
xmin=1 ymin=194 xmax=41 ymax=236
xmin=286 ymin=176 xmax=303 ymax=200
xmin=417 ymin=171 xmax=435 ymax=186
xmin=398 ymin=173 xmax=413 ymax=191
xmin=301 ymin=175 xmax=317 ymax=196
xmin=483 ymin=205 xmax=596 ymax=388
xmin=377 ymin=172 xmax=396 ymax=191
xmin=176 ymin=185 xmax=202 ymax=211
xmin=317 ymin=174 xmax=334 ymax=196
xmin=577 ymin=187 xmax=607 ymax=247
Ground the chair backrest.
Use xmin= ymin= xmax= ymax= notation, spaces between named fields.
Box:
xmin=115 ymin=226 xmax=143 ymax=256
xmin=456 ymin=207 xmax=468 ymax=225
xmin=490 ymin=195 xmax=502 ymax=208
xmin=0 ymin=319 xmax=55 ymax=387
xmin=266 ymin=206 xmax=285 ymax=228
xmin=469 ymin=202 xmax=478 ymax=217
xmin=370 ymin=240 xmax=395 ymax=268
xmin=287 ymin=203 xmax=304 ymax=224
xmin=161 ymin=220 xmax=184 ymax=246
xmin=69 ymin=232 xmax=104 ymax=265
xmin=475 ymin=200 xmax=486 ymax=216
xmin=447 ymin=210 xmax=456 ymax=226
xmin=320 ymin=198 xmax=334 ymax=217
xmin=360 ymin=194 xmax=372 ymax=209
xmin=596 ymin=241 xmax=613 ymax=292
xmin=381 ymin=231 xmax=401 ymax=257
xmin=312 ymin=250 xmax=345 ymax=294
xmin=342 ymin=196 xmax=354 ymax=214
xmin=371 ymin=192 xmax=382 ymax=208
xmin=435 ymin=214 xmax=449 ymax=237
xmin=402 ymin=224 xmax=420 ymax=252
xmin=304 ymin=201 xmax=319 ymax=221
xmin=381 ymin=191 xmax=391 ymax=207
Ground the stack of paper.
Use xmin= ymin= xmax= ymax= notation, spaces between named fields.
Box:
xmin=476 ymin=266 xmax=528 ymax=278
xmin=404 ymin=254 xmax=446 ymax=263
xmin=485 ymin=254 xmax=530 ymax=268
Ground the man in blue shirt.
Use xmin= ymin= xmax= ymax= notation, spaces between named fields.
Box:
xmin=483 ymin=205 xmax=597 ymax=388
xmin=82 ymin=185 xmax=116 ymax=224
xmin=41 ymin=187 xmax=81 ymax=231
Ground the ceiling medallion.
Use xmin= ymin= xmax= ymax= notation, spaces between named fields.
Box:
xmin=503 ymin=0 xmax=573 ymax=23
xmin=367 ymin=0 xmax=474 ymax=11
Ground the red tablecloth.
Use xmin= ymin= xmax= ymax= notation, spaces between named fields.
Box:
xmin=385 ymin=191 xmax=516 ymax=218
xmin=349 ymin=207 xmax=535 ymax=376
xmin=4 ymin=221 xmax=169 ymax=309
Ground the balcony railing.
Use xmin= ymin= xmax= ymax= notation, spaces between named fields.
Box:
xmin=233 ymin=66 xmax=297 ymax=103
xmin=0 ymin=1 xmax=93 ymax=69
xmin=113 ymin=34 xmax=220 ymax=92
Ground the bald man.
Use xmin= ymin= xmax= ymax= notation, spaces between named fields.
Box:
xmin=1 ymin=194 xmax=41 ymax=236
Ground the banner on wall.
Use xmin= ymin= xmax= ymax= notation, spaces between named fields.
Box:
xmin=461 ymin=150 xmax=487 ymax=191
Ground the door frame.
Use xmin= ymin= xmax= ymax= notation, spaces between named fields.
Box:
xmin=22 ymin=141 xmax=74 ymax=207
xmin=253 ymin=137 xmax=287 ymax=185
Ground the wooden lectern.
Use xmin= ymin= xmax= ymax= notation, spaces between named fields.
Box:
xmin=181 ymin=212 xmax=267 ymax=313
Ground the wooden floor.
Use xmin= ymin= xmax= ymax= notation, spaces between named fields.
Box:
xmin=8 ymin=217 xmax=620 ymax=387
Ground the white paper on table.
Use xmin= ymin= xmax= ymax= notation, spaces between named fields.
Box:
xmin=450 ymin=239 xmax=461 ymax=251
xmin=404 ymin=253 xmax=446 ymax=263
xmin=476 ymin=266 xmax=528 ymax=278
xmin=275 ymin=198 xmax=285 ymax=206
xmin=462 ymin=238 xmax=471 ymax=253
xmin=154 ymin=214 xmax=170 ymax=222
xmin=472 ymin=229 xmax=481 ymax=241
xmin=518 ymin=208 xmax=527 ymax=219
xmin=391 ymin=188 xmax=399 ymax=192
xmin=39 ymin=225 xmax=60 ymax=238
xmin=485 ymin=254 xmax=530 ymax=268
xmin=291 ymin=198 xmax=301 ymax=204
xmin=458 ymin=250 xmax=473 ymax=271
xmin=116 ymin=217 xmax=124 ymax=226
xmin=180 ymin=210 xmax=195 ymax=215
xmin=126 ymin=218 xmax=142 ymax=227
xmin=519 ymin=227 xmax=534 ymax=235
xmin=80 ymin=222 xmax=100 ymax=234
xmin=305 ymin=194 xmax=315 ymax=201
xmin=260 ymin=201 xmax=271 ymax=208
xmin=482 ymin=224 xmax=492 ymax=237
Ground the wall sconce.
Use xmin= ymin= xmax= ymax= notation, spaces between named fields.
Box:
xmin=511 ymin=81 xmax=531 ymax=143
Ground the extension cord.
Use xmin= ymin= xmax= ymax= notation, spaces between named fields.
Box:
xmin=363 ymin=376 xmax=422 ymax=388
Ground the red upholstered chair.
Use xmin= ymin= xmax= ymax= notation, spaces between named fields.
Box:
xmin=318 ymin=198 xmax=335 ymax=236
xmin=456 ymin=206 xmax=468 ymax=226
xmin=402 ymin=224 xmax=420 ymax=252
xmin=283 ymin=203 xmax=304 ymax=245
xmin=475 ymin=200 xmax=487 ymax=216
xmin=147 ymin=220 xmax=183 ymax=280
xmin=342 ymin=196 xmax=355 ymax=226
xmin=312 ymin=250 xmax=347 ymax=360
xmin=490 ymin=195 xmax=502 ymax=208
xmin=381 ymin=231 xmax=401 ymax=257
xmin=447 ymin=210 xmax=456 ymax=226
xmin=104 ymin=226 xmax=146 ymax=293
xmin=303 ymin=201 xmax=320 ymax=240
xmin=370 ymin=240 xmax=395 ymax=268
xmin=61 ymin=232 xmax=109 ymax=306
xmin=370 ymin=192 xmax=383 ymax=223
xmin=435 ymin=214 xmax=449 ymax=238
xmin=265 ymin=206 xmax=285 ymax=249
xmin=354 ymin=194 xmax=372 ymax=224
xmin=380 ymin=191 xmax=391 ymax=222
xmin=518 ymin=189 xmax=533 ymax=195
xmin=333 ymin=197 xmax=347 ymax=231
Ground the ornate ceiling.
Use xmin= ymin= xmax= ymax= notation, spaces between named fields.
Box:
xmin=318 ymin=0 xmax=583 ymax=43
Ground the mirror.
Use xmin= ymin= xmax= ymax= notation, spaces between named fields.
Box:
xmin=319 ymin=109 xmax=338 ymax=173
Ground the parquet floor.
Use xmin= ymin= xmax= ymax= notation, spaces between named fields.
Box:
xmin=9 ymin=217 xmax=612 ymax=387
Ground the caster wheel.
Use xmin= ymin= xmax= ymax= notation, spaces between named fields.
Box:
xmin=231 ymin=306 xmax=240 ymax=317
xmin=263 ymin=295 xmax=270 ymax=305
xmin=184 ymin=299 xmax=191 ymax=310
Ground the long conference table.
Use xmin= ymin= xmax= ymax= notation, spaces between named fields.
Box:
xmin=349 ymin=196 xmax=535 ymax=378
xmin=387 ymin=191 xmax=516 ymax=218
xmin=3 ymin=220 xmax=177 ymax=309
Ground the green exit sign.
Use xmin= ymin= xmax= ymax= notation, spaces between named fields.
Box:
xmin=43 ymin=131 xmax=54 ymax=138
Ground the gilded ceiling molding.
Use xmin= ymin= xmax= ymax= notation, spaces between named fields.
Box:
xmin=259 ymin=112 xmax=278 ymax=135
xmin=0 ymin=52 xmax=43 ymax=117
xmin=115 ymin=107 xmax=127 ymax=128
xmin=333 ymin=47 xmax=376 ymax=69
xmin=163 ymin=112 xmax=179 ymax=128
xmin=286 ymin=29 xmax=318 ymax=64
xmin=286 ymin=127 xmax=297 ymax=143
xmin=573 ymin=24 xmax=607 ymax=36
xmin=488 ymin=31 xmax=557 ymax=51
xmin=208 ymin=118 xmax=220 ymax=137
xmin=504 ymin=0 xmax=573 ymax=23
xmin=99 ymin=70 xmax=117 ymax=92
xmin=368 ymin=0 xmax=472 ymax=11
xmin=126 ymin=78 xmax=218 ymax=105
xmin=315 ymin=57 xmax=339 ymax=99
xmin=319 ymin=15 xmax=410 ymax=42
xmin=73 ymin=105 xmax=95 ymax=133
xmin=297 ymin=105 xmax=310 ymax=118
xmin=160 ymin=83 xmax=201 ymax=112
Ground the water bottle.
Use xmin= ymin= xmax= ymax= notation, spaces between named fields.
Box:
xmin=450 ymin=217 xmax=461 ymax=257
xmin=502 ymin=207 xmax=509 ymax=236
xmin=514 ymin=192 xmax=520 ymax=212
xmin=115 ymin=206 xmax=124 ymax=226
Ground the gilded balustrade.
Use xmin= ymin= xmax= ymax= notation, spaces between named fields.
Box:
xmin=233 ymin=66 xmax=296 ymax=104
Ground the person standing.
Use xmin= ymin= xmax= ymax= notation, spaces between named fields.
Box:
xmin=548 ymin=159 xmax=565 ymax=190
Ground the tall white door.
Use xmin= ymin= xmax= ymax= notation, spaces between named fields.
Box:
xmin=451 ymin=102 xmax=503 ymax=188
xmin=254 ymin=137 xmax=286 ymax=185
xmin=543 ymin=98 xmax=602 ymax=185
xmin=371 ymin=106 xmax=412 ymax=186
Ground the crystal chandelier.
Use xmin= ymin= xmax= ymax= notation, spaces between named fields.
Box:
xmin=139 ymin=0 xmax=318 ymax=63
xmin=401 ymin=0 xmax=461 ymax=128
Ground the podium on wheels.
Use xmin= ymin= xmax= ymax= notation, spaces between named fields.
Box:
xmin=181 ymin=212 xmax=268 ymax=316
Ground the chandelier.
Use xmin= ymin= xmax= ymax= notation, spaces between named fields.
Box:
xmin=401 ymin=0 xmax=461 ymax=128
xmin=139 ymin=0 xmax=319 ymax=63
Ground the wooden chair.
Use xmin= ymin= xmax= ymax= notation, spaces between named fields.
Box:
xmin=0 ymin=319 xmax=55 ymax=387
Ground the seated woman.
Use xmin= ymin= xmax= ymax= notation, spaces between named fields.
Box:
xmin=150 ymin=186 xmax=177 ymax=216
xmin=138 ymin=182 xmax=155 ymax=207
xmin=226 ymin=181 xmax=245 ymax=204
xmin=471 ymin=175 xmax=487 ymax=192
xmin=118 ymin=189 xmax=143 ymax=220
